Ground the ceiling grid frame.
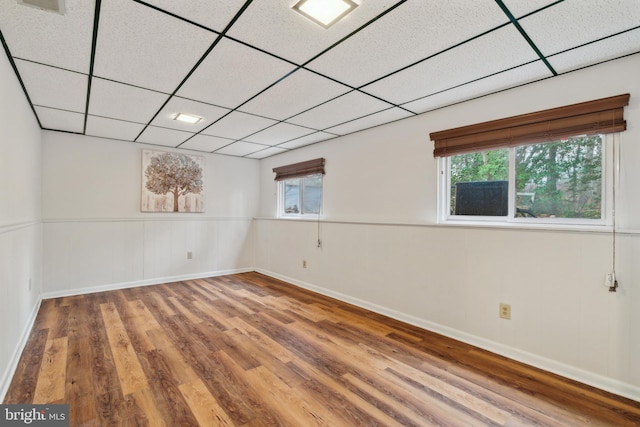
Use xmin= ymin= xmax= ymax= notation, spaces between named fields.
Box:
xmin=0 ymin=0 xmax=638 ymax=158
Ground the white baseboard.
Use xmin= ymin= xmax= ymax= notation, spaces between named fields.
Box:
xmin=40 ymin=268 xmax=254 ymax=300
xmin=255 ymin=268 xmax=640 ymax=403
xmin=0 ymin=296 xmax=42 ymax=403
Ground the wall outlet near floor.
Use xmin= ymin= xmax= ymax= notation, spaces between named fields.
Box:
xmin=187 ymin=251 xmax=193 ymax=259
xmin=302 ymin=260 xmax=307 ymax=268
xmin=499 ymin=303 xmax=511 ymax=320
xmin=28 ymin=278 xmax=32 ymax=291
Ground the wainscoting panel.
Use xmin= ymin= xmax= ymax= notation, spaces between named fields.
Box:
xmin=43 ymin=218 xmax=254 ymax=295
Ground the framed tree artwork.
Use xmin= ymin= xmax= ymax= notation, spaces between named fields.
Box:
xmin=141 ymin=150 xmax=205 ymax=212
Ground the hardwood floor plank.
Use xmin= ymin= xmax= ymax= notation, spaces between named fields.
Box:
xmin=285 ymin=360 xmax=406 ymax=427
xmin=33 ymin=336 xmax=68 ymax=403
xmin=5 ymin=272 xmax=640 ymax=426
xmin=198 ymin=324 xmax=261 ymax=371
xmin=245 ymin=365 xmax=350 ymax=426
xmin=121 ymin=387 xmax=165 ymax=427
xmin=100 ymin=302 xmax=148 ymax=396
xmin=225 ymin=316 xmax=294 ymax=364
xmin=150 ymin=292 xmax=176 ymax=316
xmin=65 ymin=302 xmax=99 ymax=426
xmin=145 ymin=329 xmax=200 ymax=386
xmin=83 ymin=293 xmax=127 ymax=426
xmin=179 ymin=378 xmax=235 ymax=427
xmin=192 ymin=299 xmax=235 ymax=331
xmin=210 ymin=350 xmax=280 ymax=426
xmin=126 ymin=299 xmax=162 ymax=331
xmin=168 ymin=296 xmax=202 ymax=325
xmin=31 ymin=299 xmax=58 ymax=333
xmin=3 ymin=328 xmax=48 ymax=404
xmin=142 ymin=349 xmax=199 ymax=426
xmin=342 ymin=373 xmax=440 ymax=427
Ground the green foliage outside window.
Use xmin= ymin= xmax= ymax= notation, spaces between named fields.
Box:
xmin=449 ymin=136 xmax=602 ymax=219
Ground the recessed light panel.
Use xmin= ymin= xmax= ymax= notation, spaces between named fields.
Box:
xmin=174 ymin=113 xmax=202 ymax=124
xmin=293 ymin=0 xmax=358 ymax=29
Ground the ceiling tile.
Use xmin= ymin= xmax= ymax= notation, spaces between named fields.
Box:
xmin=177 ymin=38 xmax=296 ymax=109
xmin=0 ymin=0 xmax=95 ymax=73
xmin=362 ymin=25 xmax=540 ymax=105
xmin=548 ymin=29 xmax=640 ymax=74
xmin=519 ymin=0 xmax=640 ymax=56
xmin=141 ymin=0 xmax=246 ymax=32
xmin=277 ymin=132 xmax=337 ymax=149
xmin=227 ymin=0 xmax=405 ymax=64
xmin=179 ymin=134 xmax=235 ymax=152
xmin=401 ymin=61 xmax=551 ymax=114
xmin=238 ymin=69 xmax=351 ymax=120
xmin=214 ymin=141 xmax=266 ymax=157
xmin=86 ymin=116 xmax=146 ymax=141
xmin=243 ymin=122 xmax=315 ymax=146
xmin=286 ymin=91 xmax=392 ymax=130
xmin=136 ymin=126 xmax=194 ymax=147
xmin=306 ymin=0 xmax=508 ymax=87
xmin=201 ymin=111 xmax=277 ymax=140
xmin=501 ymin=0 xmax=559 ymax=18
xmin=324 ymin=107 xmax=414 ymax=135
xmin=35 ymin=107 xmax=84 ymax=133
xmin=88 ymin=78 xmax=168 ymax=124
xmin=15 ymin=60 xmax=87 ymax=113
xmin=246 ymin=146 xmax=288 ymax=159
xmin=93 ymin=0 xmax=217 ymax=92
xmin=150 ymin=97 xmax=230 ymax=132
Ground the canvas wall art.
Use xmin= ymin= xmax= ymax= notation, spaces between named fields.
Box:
xmin=141 ymin=150 xmax=205 ymax=212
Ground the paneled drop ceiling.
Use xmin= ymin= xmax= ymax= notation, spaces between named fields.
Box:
xmin=1 ymin=0 xmax=639 ymax=159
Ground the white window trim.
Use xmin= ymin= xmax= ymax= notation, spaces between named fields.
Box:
xmin=437 ymin=134 xmax=614 ymax=229
xmin=277 ymin=174 xmax=324 ymax=219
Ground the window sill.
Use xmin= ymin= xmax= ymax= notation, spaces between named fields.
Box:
xmin=278 ymin=215 xmax=322 ymax=220
xmin=438 ymin=218 xmax=613 ymax=234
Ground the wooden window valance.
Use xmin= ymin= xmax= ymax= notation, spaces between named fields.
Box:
xmin=430 ymin=94 xmax=630 ymax=157
xmin=273 ymin=158 xmax=325 ymax=181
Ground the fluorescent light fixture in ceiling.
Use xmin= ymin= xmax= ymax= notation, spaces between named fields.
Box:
xmin=174 ymin=113 xmax=202 ymax=124
xmin=292 ymin=0 xmax=358 ymax=29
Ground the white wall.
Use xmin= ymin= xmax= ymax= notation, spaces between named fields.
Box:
xmin=0 ymin=50 xmax=42 ymax=397
xmin=41 ymin=133 xmax=259 ymax=295
xmin=255 ymin=54 xmax=640 ymax=400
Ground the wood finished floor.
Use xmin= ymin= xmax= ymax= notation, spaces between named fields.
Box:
xmin=4 ymin=272 xmax=640 ymax=426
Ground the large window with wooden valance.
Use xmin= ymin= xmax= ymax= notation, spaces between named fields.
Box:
xmin=430 ymin=94 xmax=630 ymax=223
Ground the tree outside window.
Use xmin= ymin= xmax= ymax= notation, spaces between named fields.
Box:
xmin=448 ymin=135 xmax=603 ymax=219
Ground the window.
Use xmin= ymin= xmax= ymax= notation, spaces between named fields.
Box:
xmin=445 ymin=135 xmax=604 ymax=222
xmin=281 ymin=174 xmax=323 ymax=215
xmin=273 ymin=158 xmax=324 ymax=217
xmin=430 ymin=94 xmax=629 ymax=226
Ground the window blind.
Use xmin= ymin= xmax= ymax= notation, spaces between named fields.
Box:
xmin=430 ymin=94 xmax=630 ymax=157
xmin=273 ymin=158 xmax=325 ymax=181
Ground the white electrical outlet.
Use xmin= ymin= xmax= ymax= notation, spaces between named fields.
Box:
xmin=605 ymin=273 xmax=615 ymax=287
